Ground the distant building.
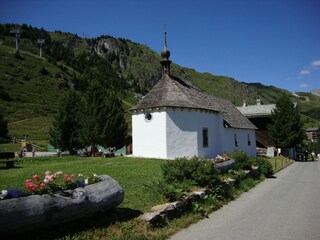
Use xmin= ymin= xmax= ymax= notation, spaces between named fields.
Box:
xmin=306 ymin=127 xmax=319 ymax=142
xmin=130 ymin=33 xmax=257 ymax=159
xmin=237 ymin=100 xmax=276 ymax=150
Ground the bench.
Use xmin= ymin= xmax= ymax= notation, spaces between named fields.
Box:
xmin=0 ymin=152 xmax=16 ymax=168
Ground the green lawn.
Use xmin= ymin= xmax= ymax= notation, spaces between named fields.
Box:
xmin=0 ymin=156 xmax=166 ymax=212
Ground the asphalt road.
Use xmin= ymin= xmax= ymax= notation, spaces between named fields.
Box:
xmin=170 ymin=161 xmax=320 ymax=240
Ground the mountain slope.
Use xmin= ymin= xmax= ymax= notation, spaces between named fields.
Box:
xmin=0 ymin=24 xmax=319 ymax=143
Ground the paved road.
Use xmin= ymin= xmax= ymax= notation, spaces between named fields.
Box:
xmin=170 ymin=161 xmax=320 ymax=240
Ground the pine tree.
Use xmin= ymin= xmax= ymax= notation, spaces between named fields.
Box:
xmin=268 ymin=93 xmax=305 ymax=150
xmin=80 ymin=79 xmax=127 ymax=151
xmin=49 ymin=90 xmax=84 ymax=154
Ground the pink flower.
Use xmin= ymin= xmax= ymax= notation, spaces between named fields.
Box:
xmin=44 ymin=175 xmax=54 ymax=182
xmin=33 ymin=175 xmax=40 ymax=181
xmin=25 ymin=179 xmax=32 ymax=184
xmin=63 ymin=174 xmax=68 ymax=181
xmin=45 ymin=171 xmax=51 ymax=176
xmin=39 ymin=183 xmax=46 ymax=189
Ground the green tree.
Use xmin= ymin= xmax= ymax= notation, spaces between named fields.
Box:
xmin=268 ymin=93 xmax=305 ymax=151
xmin=80 ymin=79 xmax=127 ymax=151
xmin=0 ymin=112 xmax=9 ymax=142
xmin=49 ymin=90 xmax=84 ymax=154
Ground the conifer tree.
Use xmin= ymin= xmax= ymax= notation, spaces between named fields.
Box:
xmin=80 ymin=79 xmax=127 ymax=151
xmin=49 ymin=90 xmax=83 ymax=154
xmin=268 ymin=93 xmax=305 ymax=151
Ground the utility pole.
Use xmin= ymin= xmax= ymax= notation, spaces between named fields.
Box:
xmin=37 ymin=39 xmax=45 ymax=57
xmin=10 ymin=29 xmax=20 ymax=52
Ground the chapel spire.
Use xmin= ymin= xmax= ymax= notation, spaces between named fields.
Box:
xmin=160 ymin=31 xmax=172 ymax=76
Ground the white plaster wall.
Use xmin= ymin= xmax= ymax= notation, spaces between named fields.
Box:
xmin=132 ymin=108 xmax=256 ymax=159
xmin=166 ymin=108 xmax=222 ymax=159
xmin=222 ymin=128 xmax=256 ymax=156
xmin=132 ymin=111 xmax=167 ymax=158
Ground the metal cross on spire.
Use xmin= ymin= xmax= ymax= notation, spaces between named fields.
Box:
xmin=160 ymin=28 xmax=172 ymax=76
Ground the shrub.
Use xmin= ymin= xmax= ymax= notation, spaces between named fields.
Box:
xmin=39 ymin=66 xmax=49 ymax=75
xmin=238 ymin=178 xmax=256 ymax=192
xmin=14 ymin=50 xmax=23 ymax=59
xmin=161 ymin=156 xmax=217 ymax=187
xmin=252 ymin=157 xmax=274 ymax=177
xmin=230 ymin=149 xmax=253 ymax=170
xmin=156 ymin=181 xmax=191 ymax=202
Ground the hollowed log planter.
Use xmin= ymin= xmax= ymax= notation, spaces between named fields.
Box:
xmin=0 ymin=175 xmax=124 ymax=234
xmin=214 ymin=159 xmax=236 ymax=173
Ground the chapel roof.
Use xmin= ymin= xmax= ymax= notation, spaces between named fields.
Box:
xmin=130 ymin=32 xmax=256 ymax=130
xmin=131 ymin=74 xmax=256 ymax=130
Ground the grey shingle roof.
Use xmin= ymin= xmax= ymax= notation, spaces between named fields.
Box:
xmin=237 ymin=104 xmax=276 ymax=117
xmin=131 ymin=74 xmax=256 ymax=130
xmin=306 ymin=127 xmax=319 ymax=132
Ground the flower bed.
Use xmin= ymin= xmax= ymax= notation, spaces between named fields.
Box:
xmin=1 ymin=171 xmax=101 ymax=200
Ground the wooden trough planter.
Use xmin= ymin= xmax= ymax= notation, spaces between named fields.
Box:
xmin=214 ymin=159 xmax=236 ymax=173
xmin=0 ymin=175 xmax=124 ymax=234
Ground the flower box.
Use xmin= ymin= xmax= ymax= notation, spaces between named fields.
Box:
xmin=214 ymin=159 xmax=236 ymax=173
xmin=0 ymin=175 xmax=124 ymax=234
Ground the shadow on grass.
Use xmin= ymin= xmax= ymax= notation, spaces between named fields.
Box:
xmin=10 ymin=207 xmax=143 ymax=240
xmin=0 ymin=166 xmax=23 ymax=170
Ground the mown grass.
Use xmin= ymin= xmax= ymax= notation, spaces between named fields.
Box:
xmin=0 ymin=143 xmax=21 ymax=152
xmin=0 ymin=156 xmax=165 ymax=211
xmin=0 ymin=155 xmax=293 ymax=239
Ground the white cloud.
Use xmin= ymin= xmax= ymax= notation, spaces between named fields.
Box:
xmin=311 ymin=60 xmax=320 ymax=67
xmin=299 ymin=83 xmax=309 ymax=88
xmin=299 ymin=70 xmax=310 ymax=75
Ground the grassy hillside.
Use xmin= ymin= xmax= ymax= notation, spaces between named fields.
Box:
xmin=0 ymin=45 xmax=73 ymax=144
xmin=295 ymin=92 xmax=320 ymax=121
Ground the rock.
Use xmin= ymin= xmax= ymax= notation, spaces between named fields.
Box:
xmin=0 ymin=175 xmax=124 ymax=234
xmin=249 ymin=166 xmax=260 ymax=178
xmin=150 ymin=202 xmax=172 ymax=212
xmin=140 ymin=188 xmax=212 ymax=225
xmin=220 ymin=178 xmax=236 ymax=191
xmin=140 ymin=201 xmax=185 ymax=224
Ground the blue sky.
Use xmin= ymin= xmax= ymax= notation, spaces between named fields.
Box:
xmin=1 ymin=0 xmax=319 ymax=92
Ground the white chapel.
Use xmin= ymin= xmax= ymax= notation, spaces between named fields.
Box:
xmin=130 ymin=33 xmax=257 ymax=159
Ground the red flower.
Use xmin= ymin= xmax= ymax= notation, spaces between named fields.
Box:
xmin=25 ymin=182 xmax=37 ymax=191
xmin=64 ymin=174 xmax=76 ymax=182
xmin=39 ymin=183 xmax=46 ymax=189
xmin=33 ymin=175 xmax=40 ymax=181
